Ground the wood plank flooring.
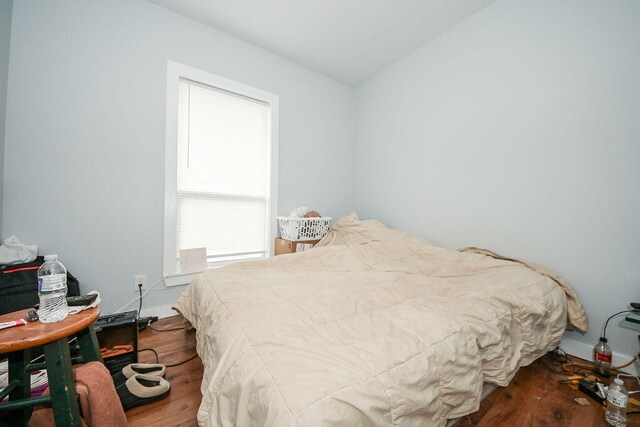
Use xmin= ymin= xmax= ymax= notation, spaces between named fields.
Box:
xmin=454 ymin=353 xmax=639 ymax=427
xmin=126 ymin=315 xmax=202 ymax=427
xmin=126 ymin=316 xmax=639 ymax=426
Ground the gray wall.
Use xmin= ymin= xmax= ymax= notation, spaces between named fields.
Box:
xmin=0 ymin=0 xmax=12 ymax=233
xmin=355 ymin=0 xmax=640 ymax=362
xmin=3 ymin=0 xmax=354 ymax=313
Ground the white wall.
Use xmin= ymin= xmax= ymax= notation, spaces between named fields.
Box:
xmin=355 ymin=0 xmax=640 ymax=363
xmin=3 ymin=0 xmax=638 ymax=364
xmin=3 ymin=0 xmax=354 ymax=314
xmin=0 ymin=0 xmax=12 ymax=233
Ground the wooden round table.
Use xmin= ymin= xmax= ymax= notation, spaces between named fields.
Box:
xmin=0 ymin=307 xmax=102 ymax=426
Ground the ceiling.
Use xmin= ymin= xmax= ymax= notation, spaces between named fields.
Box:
xmin=146 ymin=0 xmax=496 ymax=86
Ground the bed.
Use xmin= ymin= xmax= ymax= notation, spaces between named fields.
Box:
xmin=174 ymin=213 xmax=588 ymax=426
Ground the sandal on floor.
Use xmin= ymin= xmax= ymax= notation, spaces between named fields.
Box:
xmin=112 ymin=363 xmax=166 ymax=386
xmin=116 ymin=374 xmax=171 ymax=411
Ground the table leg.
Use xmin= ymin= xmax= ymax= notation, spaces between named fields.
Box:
xmin=76 ymin=326 xmax=103 ymax=363
xmin=7 ymin=349 xmax=31 ymax=427
xmin=43 ymin=338 xmax=81 ymax=427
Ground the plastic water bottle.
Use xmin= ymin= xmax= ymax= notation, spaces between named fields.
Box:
xmin=37 ymin=254 xmax=69 ymax=323
xmin=605 ymin=378 xmax=628 ymax=426
xmin=593 ymin=336 xmax=612 ymax=376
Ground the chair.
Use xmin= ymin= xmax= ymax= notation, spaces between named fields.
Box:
xmin=0 ymin=307 xmax=102 ymax=426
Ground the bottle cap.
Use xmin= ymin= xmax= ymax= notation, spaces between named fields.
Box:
xmin=599 ymin=336 xmax=608 ymax=343
xmin=44 ymin=254 xmax=58 ymax=261
xmin=614 ymin=378 xmax=623 ymax=385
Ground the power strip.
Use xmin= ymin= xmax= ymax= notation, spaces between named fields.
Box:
xmin=578 ymin=379 xmax=605 ymax=405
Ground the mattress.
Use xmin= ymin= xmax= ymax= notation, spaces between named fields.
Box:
xmin=174 ymin=213 xmax=588 ymax=426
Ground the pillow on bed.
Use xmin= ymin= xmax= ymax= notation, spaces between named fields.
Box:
xmin=316 ymin=212 xmax=437 ymax=250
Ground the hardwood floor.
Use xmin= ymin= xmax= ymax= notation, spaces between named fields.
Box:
xmin=126 ymin=315 xmax=202 ymax=427
xmin=126 ymin=316 xmax=639 ymax=426
xmin=454 ymin=355 xmax=639 ymax=427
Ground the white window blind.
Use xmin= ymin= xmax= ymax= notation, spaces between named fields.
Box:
xmin=176 ymin=78 xmax=271 ymax=263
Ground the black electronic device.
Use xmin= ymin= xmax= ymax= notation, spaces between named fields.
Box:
xmin=93 ymin=310 xmax=138 ymax=375
xmin=578 ymin=379 xmax=606 ymax=404
xmin=66 ymin=294 xmax=98 ymax=306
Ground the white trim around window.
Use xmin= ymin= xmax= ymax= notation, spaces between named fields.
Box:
xmin=163 ymin=61 xmax=279 ymax=287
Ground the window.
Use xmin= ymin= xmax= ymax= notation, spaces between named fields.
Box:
xmin=164 ymin=62 xmax=278 ymax=284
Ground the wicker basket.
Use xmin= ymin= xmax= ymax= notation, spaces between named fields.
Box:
xmin=277 ymin=217 xmax=332 ymax=241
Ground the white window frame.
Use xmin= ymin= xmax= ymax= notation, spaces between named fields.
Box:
xmin=163 ymin=61 xmax=279 ymax=287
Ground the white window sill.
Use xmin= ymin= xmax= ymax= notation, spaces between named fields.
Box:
xmin=164 ymin=271 xmax=199 ymax=287
xmin=164 ymin=254 xmax=269 ymax=287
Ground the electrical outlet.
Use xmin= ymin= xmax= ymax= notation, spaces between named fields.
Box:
xmin=134 ymin=274 xmax=147 ymax=292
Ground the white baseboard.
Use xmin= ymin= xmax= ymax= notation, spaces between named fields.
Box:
xmin=561 ymin=336 xmax=640 ymax=375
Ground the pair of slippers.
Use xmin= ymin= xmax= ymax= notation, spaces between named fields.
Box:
xmin=113 ymin=363 xmax=171 ymax=411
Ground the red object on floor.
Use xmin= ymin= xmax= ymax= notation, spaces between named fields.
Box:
xmin=29 ymin=362 xmax=127 ymax=427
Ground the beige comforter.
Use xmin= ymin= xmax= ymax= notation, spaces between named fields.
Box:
xmin=174 ymin=213 xmax=588 ymax=427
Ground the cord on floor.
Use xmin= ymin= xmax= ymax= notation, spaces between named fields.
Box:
xmin=138 ymin=348 xmax=159 ymax=364
xmin=148 ymin=324 xmax=185 ymax=332
xmin=138 ymin=347 xmax=198 ymax=367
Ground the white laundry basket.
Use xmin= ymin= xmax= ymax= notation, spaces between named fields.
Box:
xmin=277 ymin=217 xmax=332 ymax=241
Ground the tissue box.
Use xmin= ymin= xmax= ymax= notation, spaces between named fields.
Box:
xmin=275 ymin=238 xmax=320 ymax=256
